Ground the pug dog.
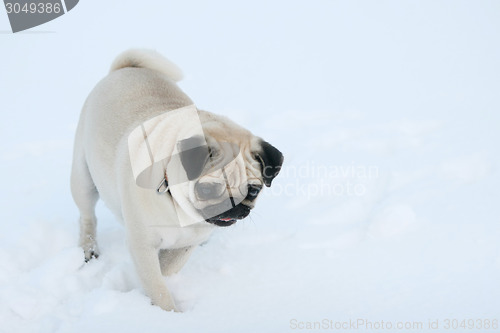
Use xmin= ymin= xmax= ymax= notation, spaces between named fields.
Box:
xmin=70 ymin=49 xmax=283 ymax=311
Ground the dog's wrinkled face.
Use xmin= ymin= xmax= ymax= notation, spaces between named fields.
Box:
xmin=178 ymin=113 xmax=283 ymax=227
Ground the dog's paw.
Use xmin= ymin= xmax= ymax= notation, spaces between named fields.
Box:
xmin=150 ymin=293 xmax=179 ymax=312
xmin=80 ymin=236 xmax=100 ymax=262
xmin=83 ymin=249 xmax=99 ymax=262
xmin=80 ymin=243 xmax=100 ymax=262
xmin=151 ymin=300 xmax=180 ymax=312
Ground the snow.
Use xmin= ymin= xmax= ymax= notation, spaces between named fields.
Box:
xmin=1 ymin=1 xmax=499 ymax=332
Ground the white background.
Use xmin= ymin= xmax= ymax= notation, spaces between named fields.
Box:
xmin=1 ymin=1 xmax=499 ymax=332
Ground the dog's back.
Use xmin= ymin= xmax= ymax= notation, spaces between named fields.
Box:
xmin=72 ymin=50 xmax=193 ymax=222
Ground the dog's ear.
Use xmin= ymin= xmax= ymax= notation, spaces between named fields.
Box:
xmin=178 ymin=136 xmax=210 ymax=180
xmin=256 ymin=140 xmax=284 ymax=187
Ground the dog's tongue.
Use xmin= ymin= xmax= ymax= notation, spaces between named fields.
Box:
xmin=220 ymin=218 xmax=234 ymax=221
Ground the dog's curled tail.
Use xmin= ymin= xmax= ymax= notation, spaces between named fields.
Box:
xmin=109 ymin=49 xmax=183 ymax=82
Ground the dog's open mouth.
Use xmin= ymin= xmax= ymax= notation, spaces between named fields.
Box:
xmin=201 ymin=202 xmax=251 ymax=227
xmin=205 ymin=217 xmax=237 ymax=227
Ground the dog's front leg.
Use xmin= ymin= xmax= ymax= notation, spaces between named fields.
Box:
xmin=128 ymin=231 xmax=177 ymax=312
xmin=159 ymin=246 xmax=196 ymax=276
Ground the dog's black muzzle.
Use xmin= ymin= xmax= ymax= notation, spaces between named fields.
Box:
xmin=202 ymin=201 xmax=251 ymax=227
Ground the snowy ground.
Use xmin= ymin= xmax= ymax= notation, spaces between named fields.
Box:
xmin=1 ymin=1 xmax=499 ymax=332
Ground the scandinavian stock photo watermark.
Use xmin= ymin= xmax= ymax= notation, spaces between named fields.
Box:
xmin=265 ymin=161 xmax=379 ymax=199
xmin=128 ymin=104 xmax=380 ymax=228
xmin=289 ymin=318 xmax=499 ymax=331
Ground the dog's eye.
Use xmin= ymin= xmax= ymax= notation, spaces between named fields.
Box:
xmin=208 ymin=147 xmax=217 ymax=160
xmin=249 ymin=189 xmax=259 ymax=197
xmin=208 ymin=147 xmax=219 ymax=159
xmin=247 ymin=184 xmax=262 ymax=198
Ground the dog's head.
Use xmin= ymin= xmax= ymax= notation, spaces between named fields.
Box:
xmin=176 ymin=111 xmax=283 ymax=227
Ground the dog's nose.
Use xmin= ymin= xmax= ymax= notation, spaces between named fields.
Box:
xmin=196 ymin=182 xmax=222 ymax=200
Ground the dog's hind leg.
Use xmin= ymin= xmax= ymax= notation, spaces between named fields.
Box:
xmin=71 ymin=130 xmax=100 ymax=262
